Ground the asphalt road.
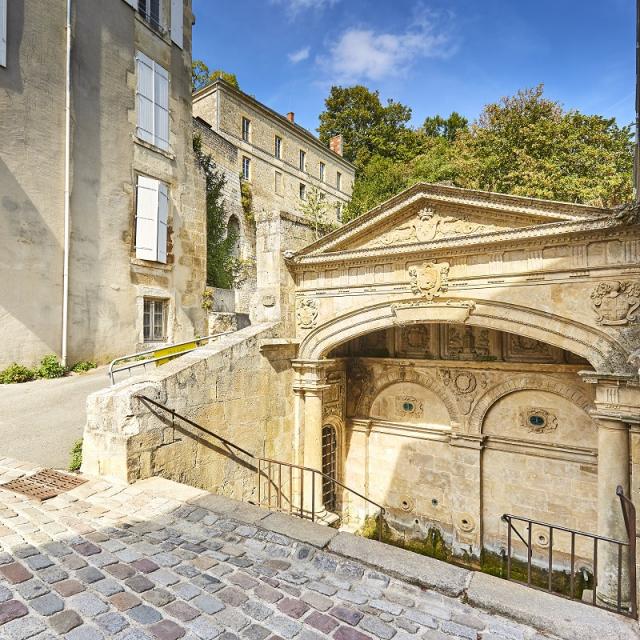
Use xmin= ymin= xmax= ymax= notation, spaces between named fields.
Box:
xmin=0 ymin=366 xmax=110 ymax=469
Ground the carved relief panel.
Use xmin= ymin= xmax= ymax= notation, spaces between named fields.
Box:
xmin=503 ymin=334 xmax=564 ymax=363
xmin=441 ymin=326 xmax=498 ymax=361
xmin=395 ymin=325 xmax=438 ymax=359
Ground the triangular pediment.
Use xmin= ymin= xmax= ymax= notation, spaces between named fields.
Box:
xmin=295 ymin=183 xmax=610 ymax=258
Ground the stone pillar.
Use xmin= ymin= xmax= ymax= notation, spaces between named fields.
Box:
xmin=594 ymin=414 xmax=630 ymax=606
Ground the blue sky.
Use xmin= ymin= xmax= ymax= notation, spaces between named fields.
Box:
xmin=192 ymin=0 xmax=635 ymax=134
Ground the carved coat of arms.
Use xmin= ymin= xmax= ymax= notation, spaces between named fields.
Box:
xmin=296 ymin=297 xmax=318 ymax=329
xmin=590 ymin=281 xmax=640 ymax=326
xmin=408 ymin=261 xmax=450 ymax=300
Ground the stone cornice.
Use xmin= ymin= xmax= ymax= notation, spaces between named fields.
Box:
xmin=289 ymin=215 xmax=631 ymax=269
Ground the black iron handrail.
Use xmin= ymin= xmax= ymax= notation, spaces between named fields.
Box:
xmin=502 ymin=485 xmax=637 ymax=619
xmin=136 ymin=396 xmax=385 ymax=539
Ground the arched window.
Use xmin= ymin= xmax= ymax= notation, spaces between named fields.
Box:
xmin=321 ymin=424 xmax=338 ymax=512
xmin=226 ymin=215 xmax=241 ymax=259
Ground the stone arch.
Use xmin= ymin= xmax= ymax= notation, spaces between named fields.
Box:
xmin=358 ymin=366 xmax=461 ymax=428
xmin=298 ymin=298 xmax=629 ymax=373
xmin=468 ymin=374 xmax=595 ymax=435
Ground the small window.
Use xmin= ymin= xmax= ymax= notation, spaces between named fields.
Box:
xmin=336 ymin=202 xmax=342 ymax=221
xmin=299 ymin=150 xmax=306 ymax=172
xmin=319 ymin=162 xmax=326 ymax=182
xmin=299 ymin=183 xmax=306 ymax=200
xmin=275 ymin=170 xmax=282 ymax=194
xmin=242 ymin=117 xmax=251 ymax=142
xmin=143 ymin=298 xmax=168 ymax=342
xmin=138 ymin=0 xmax=162 ymax=31
xmin=242 ymin=156 xmax=251 ymax=180
xmin=274 ymin=136 xmax=282 ymax=159
xmin=336 ymin=171 xmax=342 ymax=191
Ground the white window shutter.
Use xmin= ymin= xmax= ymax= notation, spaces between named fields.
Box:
xmin=0 ymin=0 xmax=7 ymax=68
xmin=136 ymin=176 xmax=160 ymax=261
xmin=123 ymin=0 xmax=138 ymax=9
xmin=154 ymin=64 xmax=170 ymax=150
xmin=157 ymin=183 xmax=169 ymax=264
xmin=136 ymin=52 xmax=155 ymax=145
xmin=170 ymin=0 xmax=183 ymax=49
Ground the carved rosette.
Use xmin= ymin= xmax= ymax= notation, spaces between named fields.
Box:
xmin=296 ymin=297 xmax=318 ymax=329
xmin=590 ymin=281 xmax=640 ymax=326
xmin=440 ymin=369 xmax=487 ymax=415
xmin=408 ymin=261 xmax=450 ymax=299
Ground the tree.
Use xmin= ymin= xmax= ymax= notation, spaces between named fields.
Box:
xmin=318 ymin=85 xmax=420 ymax=169
xmin=192 ymin=60 xmax=240 ymax=92
xmin=300 ymin=187 xmax=334 ymax=239
xmin=455 ymin=85 xmax=633 ymax=206
xmin=422 ymin=112 xmax=468 ymax=141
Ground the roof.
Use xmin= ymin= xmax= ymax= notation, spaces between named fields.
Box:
xmin=192 ymin=78 xmax=355 ymax=172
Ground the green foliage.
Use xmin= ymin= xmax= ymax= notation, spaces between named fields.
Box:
xmin=37 ymin=354 xmax=66 ymax=379
xmin=0 ymin=363 xmax=37 ymax=384
xmin=192 ymin=60 xmax=240 ymax=92
xmin=71 ymin=360 xmax=96 ymax=373
xmin=422 ymin=111 xmax=469 ymax=141
xmin=300 ymin=187 xmax=336 ymax=238
xmin=193 ymin=135 xmax=238 ymax=289
xmin=240 ymin=180 xmax=254 ymax=222
xmin=68 ymin=439 xmax=83 ymax=472
xmin=324 ymin=84 xmax=633 ymax=220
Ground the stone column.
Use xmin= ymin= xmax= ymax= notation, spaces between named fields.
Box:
xmin=594 ymin=413 xmax=630 ymax=606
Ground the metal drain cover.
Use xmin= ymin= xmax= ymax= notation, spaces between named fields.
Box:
xmin=0 ymin=469 xmax=87 ymax=501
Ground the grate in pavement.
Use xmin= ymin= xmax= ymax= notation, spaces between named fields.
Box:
xmin=0 ymin=469 xmax=87 ymax=501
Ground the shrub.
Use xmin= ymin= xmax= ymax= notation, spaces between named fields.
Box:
xmin=0 ymin=363 xmax=37 ymax=384
xmin=68 ymin=439 xmax=83 ymax=472
xmin=71 ymin=360 xmax=97 ymax=373
xmin=37 ymin=354 xmax=67 ymax=379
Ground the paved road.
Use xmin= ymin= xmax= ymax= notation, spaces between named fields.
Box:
xmin=0 ymin=458 xmax=556 ymax=640
xmin=0 ymin=368 xmax=110 ymax=469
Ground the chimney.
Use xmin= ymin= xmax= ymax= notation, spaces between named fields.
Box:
xmin=286 ymin=112 xmax=295 ymax=123
xmin=329 ymin=134 xmax=344 ymax=156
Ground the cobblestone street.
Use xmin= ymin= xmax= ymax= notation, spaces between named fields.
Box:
xmin=0 ymin=458 xmax=612 ymax=640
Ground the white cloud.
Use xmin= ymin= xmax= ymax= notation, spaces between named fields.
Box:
xmin=272 ymin=0 xmax=339 ymax=16
xmin=318 ymin=9 xmax=455 ymax=83
xmin=289 ymin=47 xmax=311 ymax=63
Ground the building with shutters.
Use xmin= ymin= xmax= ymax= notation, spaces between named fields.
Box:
xmin=0 ymin=0 xmax=206 ymax=368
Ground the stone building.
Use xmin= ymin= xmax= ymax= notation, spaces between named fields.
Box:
xmin=0 ymin=0 xmax=205 ymax=368
xmin=84 ymin=183 xmax=640 ymax=612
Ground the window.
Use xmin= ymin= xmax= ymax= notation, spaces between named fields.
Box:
xmin=299 ymin=183 xmax=306 ymax=200
xmin=242 ymin=156 xmax=251 ymax=180
xmin=0 ymin=0 xmax=6 ymax=68
xmin=319 ymin=162 xmax=326 ymax=182
xmin=135 ymin=175 xmax=169 ymax=263
xmin=321 ymin=425 xmax=338 ymax=512
xmin=274 ymin=136 xmax=282 ymax=159
xmin=274 ymin=171 xmax=282 ymax=194
xmin=336 ymin=171 xmax=342 ymax=191
xmin=299 ymin=150 xmax=306 ymax=172
xmin=136 ymin=51 xmax=169 ymax=151
xmin=242 ymin=117 xmax=251 ymax=142
xmin=138 ymin=0 xmax=162 ymax=31
xmin=143 ymin=298 xmax=168 ymax=342
xmin=336 ymin=202 xmax=342 ymax=222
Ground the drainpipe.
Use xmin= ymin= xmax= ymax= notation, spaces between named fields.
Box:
xmin=61 ymin=0 xmax=72 ymax=366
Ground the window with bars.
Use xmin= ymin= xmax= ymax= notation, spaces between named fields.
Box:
xmin=138 ymin=0 xmax=162 ymax=31
xmin=143 ymin=298 xmax=168 ymax=342
xmin=322 ymin=425 xmax=338 ymax=512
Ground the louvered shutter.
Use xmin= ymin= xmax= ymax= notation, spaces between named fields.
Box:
xmin=136 ymin=176 xmax=160 ymax=261
xmin=170 ymin=0 xmax=183 ymax=49
xmin=157 ymin=182 xmax=169 ymax=264
xmin=0 ymin=0 xmax=7 ymax=68
xmin=154 ymin=64 xmax=169 ymax=150
xmin=136 ymin=52 xmax=155 ymax=145
xmin=123 ymin=0 xmax=138 ymax=8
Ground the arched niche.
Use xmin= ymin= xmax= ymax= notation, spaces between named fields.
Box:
xmin=227 ymin=215 xmax=241 ymax=259
xmin=370 ymin=382 xmax=451 ymax=429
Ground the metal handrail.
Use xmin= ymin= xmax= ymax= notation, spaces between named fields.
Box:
xmin=136 ymin=396 xmax=386 ymax=539
xmin=109 ymin=332 xmax=234 ymax=384
xmin=502 ymin=485 xmax=637 ymax=619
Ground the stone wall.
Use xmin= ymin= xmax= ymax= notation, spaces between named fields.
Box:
xmin=83 ymin=323 xmax=297 ymax=500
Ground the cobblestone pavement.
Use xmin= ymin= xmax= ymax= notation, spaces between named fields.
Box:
xmin=0 ymin=458 xmax=553 ymax=640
